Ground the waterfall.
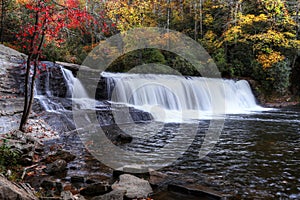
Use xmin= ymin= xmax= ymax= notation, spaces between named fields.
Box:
xmin=34 ymin=64 xmax=92 ymax=112
xmin=34 ymin=64 xmax=268 ymax=123
xmin=101 ymin=72 xmax=267 ymax=122
xmin=60 ymin=67 xmax=88 ymax=99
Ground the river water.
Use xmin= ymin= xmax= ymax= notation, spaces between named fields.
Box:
xmin=89 ymin=106 xmax=296 ymax=199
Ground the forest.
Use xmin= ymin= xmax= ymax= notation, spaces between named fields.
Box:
xmin=0 ymin=0 xmax=299 ymax=101
xmin=0 ymin=1 xmax=300 ymax=199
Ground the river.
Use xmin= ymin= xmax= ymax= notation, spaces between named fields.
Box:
xmin=34 ymin=65 xmax=300 ymax=199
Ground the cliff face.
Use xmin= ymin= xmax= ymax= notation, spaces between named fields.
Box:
xmin=0 ymin=45 xmax=26 ymax=133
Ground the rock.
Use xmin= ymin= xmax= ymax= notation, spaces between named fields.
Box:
xmin=113 ymin=166 xmax=150 ymax=179
xmin=102 ymin=125 xmax=133 ymax=144
xmin=149 ymin=171 xmax=168 ymax=188
xmin=112 ymin=174 xmax=153 ymax=199
xmin=39 ymin=197 xmax=61 ymax=200
xmin=63 ymin=184 xmax=79 ymax=196
xmin=41 ymin=180 xmax=63 ymax=196
xmin=46 ymin=150 xmax=76 ymax=163
xmin=80 ymin=182 xmax=111 ymax=196
xmin=0 ymin=44 xmax=27 ymax=58
xmin=71 ymin=176 xmax=85 ymax=183
xmin=44 ymin=159 xmax=67 ymax=174
xmin=85 ymin=179 xmax=96 ymax=184
xmin=0 ymin=174 xmax=38 ymax=200
xmin=73 ymin=194 xmax=86 ymax=200
xmin=14 ymin=143 xmax=34 ymax=154
xmin=61 ymin=191 xmax=75 ymax=200
xmin=167 ymin=184 xmax=223 ymax=200
xmin=91 ymin=190 xmax=126 ymax=200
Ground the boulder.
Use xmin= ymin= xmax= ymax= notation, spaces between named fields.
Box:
xmin=0 ymin=174 xmax=38 ymax=200
xmin=112 ymin=174 xmax=153 ymax=199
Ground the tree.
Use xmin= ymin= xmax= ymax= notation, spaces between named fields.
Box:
xmin=0 ymin=0 xmax=15 ymax=43
xmin=17 ymin=0 xmax=93 ymax=131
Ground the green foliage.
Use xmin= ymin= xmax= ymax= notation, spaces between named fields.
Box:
xmin=172 ymin=56 xmax=198 ymax=76
xmin=108 ymin=49 xmax=167 ymax=73
xmin=267 ymin=60 xmax=291 ymax=95
xmin=0 ymin=140 xmax=21 ymax=172
xmin=211 ymin=48 xmax=227 ymax=75
xmin=253 ymin=59 xmax=291 ymax=95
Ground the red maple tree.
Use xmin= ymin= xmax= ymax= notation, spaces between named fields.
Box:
xmin=18 ymin=0 xmax=94 ymax=131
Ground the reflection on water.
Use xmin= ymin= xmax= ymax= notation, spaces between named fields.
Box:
xmin=119 ymin=107 xmax=300 ymax=199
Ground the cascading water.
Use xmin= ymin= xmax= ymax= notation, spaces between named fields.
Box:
xmin=101 ymin=72 xmax=268 ymax=122
xmin=34 ymin=64 xmax=94 ymax=112
xmin=34 ymin=64 xmax=269 ymax=123
xmin=60 ymin=67 xmax=88 ymax=99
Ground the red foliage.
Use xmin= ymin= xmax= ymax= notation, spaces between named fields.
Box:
xmin=17 ymin=0 xmax=94 ymax=56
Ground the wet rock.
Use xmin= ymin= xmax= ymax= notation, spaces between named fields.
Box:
xmin=44 ymin=159 xmax=67 ymax=174
xmin=14 ymin=143 xmax=34 ymax=154
xmin=63 ymin=184 xmax=79 ymax=195
xmin=19 ymin=156 xmax=33 ymax=166
xmin=45 ymin=150 xmax=76 ymax=163
xmin=102 ymin=125 xmax=133 ymax=144
xmin=149 ymin=171 xmax=168 ymax=188
xmin=39 ymin=197 xmax=61 ymax=200
xmin=0 ymin=175 xmax=37 ymax=200
xmin=73 ymin=194 xmax=86 ymax=200
xmin=112 ymin=174 xmax=153 ymax=199
xmin=41 ymin=180 xmax=63 ymax=196
xmin=91 ymin=190 xmax=126 ymax=200
xmin=167 ymin=184 xmax=223 ymax=200
xmin=80 ymin=182 xmax=111 ymax=196
xmin=71 ymin=176 xmax=85 ymax=183
xmin=61 ymin=191 xmax=75 ymax=200
xmin=85 ymin=179 xmax=96 ymax=184
xmin=113 ymin=166 xmax=150 ymax=179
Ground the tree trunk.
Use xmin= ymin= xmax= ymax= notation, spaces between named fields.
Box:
xmin=0 ymin=0 xmax=5 ymax=43
xmin=19 ymin=11 xmax=45 ymax=132
xmin=19 ymin=55 xmax=32 ymax=131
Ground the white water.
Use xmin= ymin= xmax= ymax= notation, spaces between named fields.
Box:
xmin=35 ymin=66 xmax=95 ymax=112
xmin=60 ymin=67 xmax=89 ymax=99
xmin=35 ymin=67 xmax=270 ymax=123
xmin=102 ymin=72 xmax=269 ymax=122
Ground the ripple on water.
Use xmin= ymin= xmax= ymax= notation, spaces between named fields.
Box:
xmin=117 ymin=108 xmax=300 ymax=199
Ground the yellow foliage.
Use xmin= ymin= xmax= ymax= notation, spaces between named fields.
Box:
xmin=16 ymin=0 xmax=30 ymax=4
xmin=223 ymin=26 xmax=242 ymax=43
xmin=203 ymin=14 xmax=214 ymax=26
xmin=250 ymin=29 xmax=289 ymax=49
xmin=257 ymin=51 xmax=285 ymax=69
xmin=239 ymin=14 xmax=268 ymax=26
xmin=105 ymin=0 xmax=158 ymax=31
